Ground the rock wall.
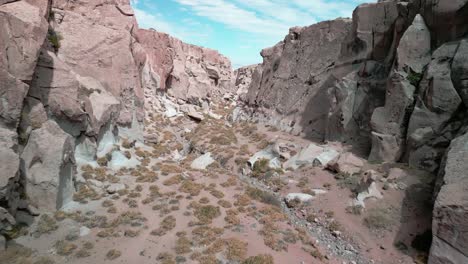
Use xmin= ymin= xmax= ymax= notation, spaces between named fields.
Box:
xmin=234 ymin=0 xmax=468 ymax=261
xmin=232 ymin=64 xmax=259 ymax=100
xmin=0 ymin=0 xmax=234 ymax=237
xmin=134 ymin=28 xmax=233 ymax=104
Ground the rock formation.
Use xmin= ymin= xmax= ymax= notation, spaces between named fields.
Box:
xmin=0 ymin=0 xmax=233 ymax=239
xmin=134 ymin=28 xmax=233 ymax=104
xmin=234 ymin=0 xmax=468 ymax=262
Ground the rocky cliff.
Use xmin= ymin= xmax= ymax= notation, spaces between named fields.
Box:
xmin=234 ymin=0 xmax=468 ymax=262
xmin=0 ymin=0 xmax=232 ymax=240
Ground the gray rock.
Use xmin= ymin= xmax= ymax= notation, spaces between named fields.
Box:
xmin=20 ymin=120 xmax=76 ymax=211
xmin=429 ymin=131 xmax=468 ymax=263
xmin=107 ymin=183 xmax=126 ymax=194
xmin=191 ymin=153 xmax=215 ymax=170
xmin=0 ymin=235 xmax=5 ymax=251
xmin=452 ymin=39 xmax=468 ymax=107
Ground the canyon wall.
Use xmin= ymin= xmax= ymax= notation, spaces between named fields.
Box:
xmin=0 ymin=0 xmax=232 ymax=237
xmin=134 ymin=29 xmax=233 ymax=104
xmin=234 ymin=0 xmax=468 ymax=262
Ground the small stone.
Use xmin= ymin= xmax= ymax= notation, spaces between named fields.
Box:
xmin=107 ymin=183 xmax=126 ymax=194
xmin=80 ymin=226 xmax=91 ymax=237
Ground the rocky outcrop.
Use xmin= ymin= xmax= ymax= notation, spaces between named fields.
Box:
xmin=232 ymin=64 xmax=259 ymax=100
xmin=237 ymin=19 xmax=352 ymax=139
xmin=0 ymin=0 xmax=49 ymax=226
xmin=369 ymin=14 xmax=431 ymax=162
xmin=0 ymin=0 xmax=235 ymax=236
xmin=235 ymin=0 xmax=468 ymax=260
xmin=134 ymin=28 xmax=233 ymax=104
xmin=429 ymin=130 xmax=468 ymax=264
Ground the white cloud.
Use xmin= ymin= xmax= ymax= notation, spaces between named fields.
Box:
xmin=134 ymin=8 xmax=176 ymax=36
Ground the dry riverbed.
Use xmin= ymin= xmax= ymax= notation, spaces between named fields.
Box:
xmin=1 ymin=102 xmax=433 ymax=264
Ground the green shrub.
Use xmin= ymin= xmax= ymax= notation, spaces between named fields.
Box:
xmin=47 ymin=29 xmax=63 ymax=52
xmin=407 ymin=71 xmax=423 ymax=86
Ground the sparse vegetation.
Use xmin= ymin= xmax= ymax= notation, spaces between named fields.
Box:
xmin=106 ymin=249 xmax=122 ymax=260
xmin=242 ymin=254 xmax=274 ymax=264
xmin=246 ymin=187 xmax=280 ymax=207
xmin=194 ymin=205 xmax=221 ymax=224
xmin=364 ymin=207 xmax=394 ymax=230
xmin=47 ymin=28 xmax=63 ymax=52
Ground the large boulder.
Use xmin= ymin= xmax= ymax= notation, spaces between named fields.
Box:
xmin=429 ymin=131 xmax=468 ymax=264
xmin=20 ymin=120 xmax=76 ymax=211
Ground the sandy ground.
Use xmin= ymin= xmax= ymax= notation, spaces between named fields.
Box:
xmin=1 ymin=103 xmax=434 ymax=264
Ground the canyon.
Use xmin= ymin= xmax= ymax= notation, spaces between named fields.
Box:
xmin=0 ymin=0 xmax=467 ymax=263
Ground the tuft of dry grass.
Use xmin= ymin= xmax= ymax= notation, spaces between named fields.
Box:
xmin=175 ymin=235 xmax=192 ymax=254
xmin=194 ymin=205 xmax=221 ymax=224
xmin=157 ymin=252 xmax=176 ymax=264
xmin=163 ymin=175 xmax=184 ymax=186
xmin=225 ymin=238 xmax=248 ymax=261
xmin=218 ymin=199 xmax=232 ymax=208
xmin=179 ymin=180 xmax=203 ymax=196
xmin=54 ymin=240 xmax=77 ymax=256
xmin=151 ymin=215 xmax=176 ymax=236
xmin=363 ymin=207 xmax=394 ymax=230
xmin=106 ymin=249 xmax=121 ymax=260
xmin=242 ymin=254 xmax=274 ymax=264
xmin=34 ymin=214 xmax=58 ymax=237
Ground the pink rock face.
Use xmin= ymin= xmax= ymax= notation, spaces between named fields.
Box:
xmin=135 ymin=28 xmax=233 ymax=103
xmin=50 ymin=0 xmax=143 ymax=126
xmin=0 ymin=1 xmax=48 ymax=127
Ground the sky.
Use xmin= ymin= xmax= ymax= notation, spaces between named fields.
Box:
xmin=130 ymin=0 xmax=372 ymax=68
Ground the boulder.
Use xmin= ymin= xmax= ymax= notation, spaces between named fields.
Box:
xmin=284 ymin=143 xmax=324 ymax=170
xmin=187 ymin=111 xmax=205 ymax=122
xmin=248 ymin=145 xmax=282 ymax=170
xmin=20 ymin=120 xmax=75 ymax=211
xmin=191 ymin=153 xmax=215 ymax=170
xmin=285 ymin=193 xmax=315 ymax=205
xmin=0 ymin=207 xmax=16 ymax=234
xmin=107 ymin=183 xmax=126 ymax=194
xmin=369 ymin=132 xmax=402 ymax=163
xmin=327 ymin=152 xmax=365 ymax=175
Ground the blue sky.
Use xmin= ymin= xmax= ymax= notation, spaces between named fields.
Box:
xmin=131 ymin=0 xmax=372 ymax=68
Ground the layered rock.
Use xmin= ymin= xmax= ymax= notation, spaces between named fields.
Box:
xmin=134 ymin=28 xmax=233 ymax=104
